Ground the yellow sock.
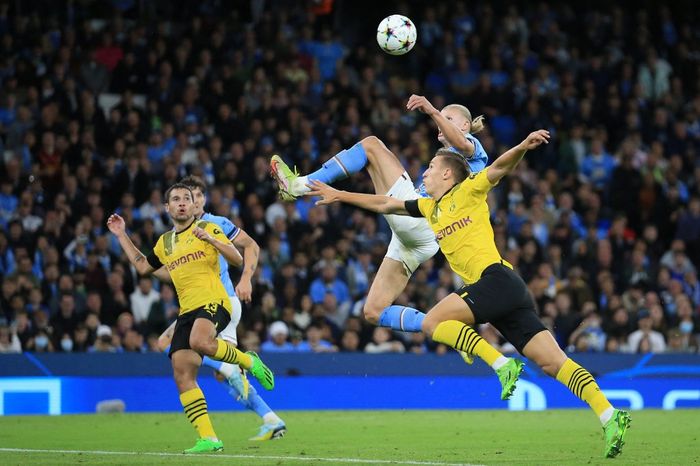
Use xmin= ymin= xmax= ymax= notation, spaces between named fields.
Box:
xmin=556 ymin=358 xmax=612 ymax=418
xmin=213 ymin=339 xmax=253 ymax=368
xmin=432 ymin=320 xmax=503 ymax=367
xmin=180 ymin=387 xmax=216 ymax=439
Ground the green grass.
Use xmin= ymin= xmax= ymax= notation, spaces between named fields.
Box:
xmin=0 ymin=410 xmax=695 ymax=465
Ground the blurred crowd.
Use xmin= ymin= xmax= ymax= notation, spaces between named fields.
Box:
xmin=0 ymin=0 xmax=699 ymax=356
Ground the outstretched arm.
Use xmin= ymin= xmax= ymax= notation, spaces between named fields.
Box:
xmin=307 ymin=181 xmax=410 ymax=215
xmin=406 ymin=94 xmax=473 ymax=155
xmin=232 ymin=229 xmax=259 ymax=303
xmin=192 ymin=226 xmax=243 ymax=267
xmin=107 ymin=214 xmax=155 ymax=276
xmin=486 ymin=130 xmax=551 ymax=184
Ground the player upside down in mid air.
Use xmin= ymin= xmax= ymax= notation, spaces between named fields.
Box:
xmin=272 ymin=94 xmax=524 ymax=400
xmin=108 ymin=183 xmax=275 ymax=454
xmin=153 ymin=175 xmax=285 ymax=442
xmin=308 ymin=130 xmax=631 ymax=459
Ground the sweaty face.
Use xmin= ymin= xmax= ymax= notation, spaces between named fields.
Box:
xmin=166 ymin=188 xmax=195 ymax=222
xmin=438 ymin=107 xmax=470 ymax=145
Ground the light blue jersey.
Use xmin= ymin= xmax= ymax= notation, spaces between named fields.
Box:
xmin=416 ymin=133 xmax=488 ymax=197
xmin=201 ymin=212 xmax=240 ymax=296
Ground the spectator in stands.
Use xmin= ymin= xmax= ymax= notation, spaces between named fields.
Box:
xmin=129 ymin=276 xmax=160 ymax=331
xmin=626 ymin=309 xmax=667 ymax=353
xmin=364 ymin=327 xmax=405 ymax=354
xmin=296 ymin=324 xmax=337 ymax=353
xmin=89 ymin=325 xmax=119 ymax=353
xmin=261 ymin=321 xmax=295 ymax=352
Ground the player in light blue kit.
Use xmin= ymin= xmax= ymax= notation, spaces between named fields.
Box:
xmin=272 ymin=95 xmax=489 ymax=337
xmin=156 ymin=175 xmax=286 ymax=441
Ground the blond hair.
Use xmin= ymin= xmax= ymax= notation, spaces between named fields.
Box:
xmin=442 ymin=104 xmax=486 ymax=134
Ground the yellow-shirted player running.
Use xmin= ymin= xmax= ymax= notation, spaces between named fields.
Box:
xmin=107 ymin=182 xmax=274 ymax=454
xmin=308 ymin=130 xmax=631 ymax=459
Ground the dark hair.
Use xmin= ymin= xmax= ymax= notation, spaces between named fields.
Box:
xmin=179 ymin=175 xmax=207 ymax=195
xmin=435 ymin=148 xmax=470 ymax=183
xmin=164 ymin=183 xmax=193 ymax=203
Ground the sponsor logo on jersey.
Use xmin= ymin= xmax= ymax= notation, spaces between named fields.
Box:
xmin=435 ymin=216 xmax=472 ymax=241
xmin=167 ymin=250 xmax=206 ymax=271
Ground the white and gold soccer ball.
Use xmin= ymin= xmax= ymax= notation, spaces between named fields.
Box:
xmin=376 ymin=14 xmax=417 ymax=56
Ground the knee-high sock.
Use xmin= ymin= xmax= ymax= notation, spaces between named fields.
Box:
xmin=201 ymin=356 xmax=224 ymax=373
xmin=556 ymin=358 xmax=614 ymax=424
xmin=305 ymin=142 xmax=368 ymax=186
xmin=431 ymin=320 xmax=505 ymax=368
xmin=180 ymin=387 xmax=217 ymax=439
xmin=225 ymin=379 xmax=280 ymax=422
xmin=213 ymin=339 xmax=252 ymax=369
xmin=378 ymin=305 xmax=425 ymax=332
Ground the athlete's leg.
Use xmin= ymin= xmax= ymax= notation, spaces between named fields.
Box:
xmin=157 ymin=321 xmax=176 ymax=352
xmin=172 ymin=349 xmax=222 ymax=452
xmin=521 ymin=331 xmax=630 ymax=458
xmin=363 ymin=258 xmax=410 ymax=325
xmin=271 ymin=135 xmax=406 ymax=198
xmin=421 ymin=294 xmax=523 ymax=400
xmin=190 ymin=316 xmax=274 ymax=390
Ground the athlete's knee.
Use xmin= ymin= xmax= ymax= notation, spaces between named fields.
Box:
xmin=537 ymin=352 xmax=567 ymax=377
xmin=420 ymin=315 xmax=439 ymax=337
xmin=362 ymin=302 xmax=382 ymax=325
xmin=360 ymin=135 xmax=385 ymax=156
xmin=189 ymin=335 xmax=214 ymax=356
xmin=157 ymin=334 xmax=170 ymax=353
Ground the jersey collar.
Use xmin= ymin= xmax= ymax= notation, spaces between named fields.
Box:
xmin=175 ymin=219 xmax=196 ymax=235
xmin=435 ymin=181 xmax=461 ymax=204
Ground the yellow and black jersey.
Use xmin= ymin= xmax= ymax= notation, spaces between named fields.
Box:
xmin=406 ymin=170 xmax=512 ymax=285
xmin=146 ymin=220 xmax=231 ymax=316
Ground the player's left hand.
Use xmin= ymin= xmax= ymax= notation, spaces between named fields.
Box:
xmin=306 ymin=180 xmax=341 ymax=205
xmin=406 ymin=94 xmax=438 ymax=115
xmin=520 ymin=129 xmax=551 ymax=150
xmin=192 ymin=226 xmax=213 ymax=243
xmin=235 ymin=279 xmax=253 ymax=303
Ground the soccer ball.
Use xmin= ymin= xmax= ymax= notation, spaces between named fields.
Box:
xmin=376 ymin=14 xmax=417 ymax=56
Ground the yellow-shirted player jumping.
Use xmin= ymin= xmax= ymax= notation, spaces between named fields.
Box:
xmin=107 ymin=182 xmax=274 ymax=454
xmin=308 ymin=130 xmax=631 ymax=459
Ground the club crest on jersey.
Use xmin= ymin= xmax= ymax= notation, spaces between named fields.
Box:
xmin=435 ymin=216 xmax=472 ymax=241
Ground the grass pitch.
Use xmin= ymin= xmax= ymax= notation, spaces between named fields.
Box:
xmin=0 ymin=409 xmax=695 ymax=465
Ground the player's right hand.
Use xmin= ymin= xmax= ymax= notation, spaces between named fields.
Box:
xmin=306 ymin=180 xmax=341 ymax=205
xmin=106 ymin=214 xmax=126 ymax=235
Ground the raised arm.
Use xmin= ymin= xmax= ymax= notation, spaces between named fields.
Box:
xmin=192 ymin=226 xmax=243 ymax=267
xmin=307 ymin=180 xmax=410 ymax=215
xmin=406 ymin=94 xmax=473 ymax=155
xmin=486 ymin=130 xmax=551 ymax=184
xmin=232 ymin=229 xmax=259 ymax=303
xmin=106 ymin=214 xmax=155 ymax=276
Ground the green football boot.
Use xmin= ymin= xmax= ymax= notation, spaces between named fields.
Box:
xmin=496 ymin=358 xmax=524 ymax=400
xmin=603 ymin=409 xmax=631 ymax=458
xmin=270 ymin=155 xmax=301 ymax=201
xmin=247 ymin=351 xmax=275 ymax=390
xmin=183 ymin=438 xmax=223 ymax=454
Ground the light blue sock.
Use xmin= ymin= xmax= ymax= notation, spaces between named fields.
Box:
xmin=378 ymin=305 xmax=425 ymax=332
xmin=226 ymin=382 xmax=273 ymax=418
xmin=201 ymin=356 xmax=223 ymax=372
xmin=308 ymin=142 xmax=368 ymax=183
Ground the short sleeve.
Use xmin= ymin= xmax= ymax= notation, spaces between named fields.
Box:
xmin=417 ymin=197 xmax=434 ymax=218
xmin=467 ymin=170 xmax=497 ymax=197
xmin=148 ymin=237 xmax=165 ymax=269
xmin=221 ymin=217 xmax=240 ymax=240
xmin=204 ymin=221 xmax=232 ymax=245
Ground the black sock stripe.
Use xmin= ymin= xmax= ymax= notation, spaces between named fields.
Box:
xmin=184 ymin=401 xmax=206 ymax=412
xmin=577 ymin=379 xmax=595 ymax=397
xmin=454 ymin=326 xmax=468 ymax=351
xmin=465 ymin=332 xmax=481 ymax=354
xmin=567 ymin=368 xmax=587 ymax=391
xmin=186 ymin=407 xmax=208 ymax=419
xmin=574 ymin=376 xmax=595 ymax=397
xmin=188 ymin=411 xmax=207 ymax=423
xmin=571 ymin=372 xmax=593 ymax=398
xmin=184 ymin=399 xmax=206 ymax=409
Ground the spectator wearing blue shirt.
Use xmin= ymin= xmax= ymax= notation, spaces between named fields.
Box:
xmin=260 ymin=321 xmax=295 ymax=353
xmin=309 ymin=264 xmax=350 ymax=307
xmin=580 ymin=139 xmax=616 ymax=191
